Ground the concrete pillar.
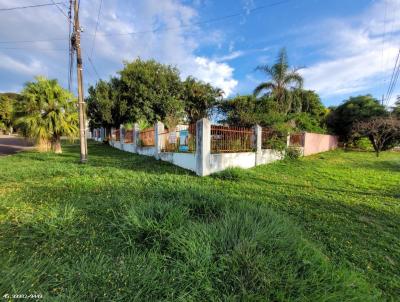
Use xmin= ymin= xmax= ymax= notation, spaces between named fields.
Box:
xmin=286 ymin=134 xmax=291 ymax=148
xmin=155 ymin=121 xmax=165 ymax=159
xmin=133 ymin=123 xmax=139 ymax=152
xmin=254 ymin=125 xmax=262 ymax=165
xmin=196 ymin=118 xmax=211 ymax=176
xmin=120 ymin=125 xmax=125 ymax=150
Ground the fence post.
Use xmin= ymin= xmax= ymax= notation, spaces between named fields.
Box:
xmin=155 ymin=121 xmax=164 ymax=159
xmin=254 ymin=125 xmax=262 ymax=165
xmin=196 ymin=118 xmax=211 ymax=176
xmin=101 ymin=128 xmax=105 ymax=141
xmin=119 ymin=125 xmax=125 ymax=150
xmin=286 ymin=133 xmax=291 ymax=148
xmin=133 ymin=123 xmax=139 ymax=153
xmin=110 ymin=127 xmax=114 ymax=146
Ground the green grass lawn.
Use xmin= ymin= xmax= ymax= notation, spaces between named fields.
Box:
xmin=0 ymin=141 xmax=399 ymax=301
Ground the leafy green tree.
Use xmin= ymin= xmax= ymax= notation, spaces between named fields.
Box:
xmin=86 ymin=79 xmax=121 ymax=138
xmin=182 ymin=76 xmax=223 ymax=123
xmin=352 ymin=117 xmax=400 ymax=156
xmin=254 ymin=48 xmax=303 ymax=113
xmin=327 ymin=95 xmax=387 ymax=143
xmin=17 ymin=76 xmax=78 ymax=153
xmin=118 ymin=59 xmax=184 ymax=124
xmin=0 ymin=95 xmax=15 ymax=133
xmin=392 ymin=96 xmax=400 ymax=117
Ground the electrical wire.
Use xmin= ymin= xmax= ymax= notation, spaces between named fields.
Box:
xmin=93 ymin=0 xmax=293 ymax=38
xmin=90 ymin=0 xmax=103 ymax=57
xmin=50 ymin=0 xmax=70 ymax=21
xmin=0 ymin=0 xmax=292 ymax=44
xmin=0 ymin=2 xmax=65 ymax=12
xmin=385 ymin=49 xmax=400 ymax=105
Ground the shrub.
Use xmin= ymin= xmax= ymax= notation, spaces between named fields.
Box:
xmin=211 ymin=168 xmax=244 ymax=180
xmin=285 ymin=147 xmax=302 ymax=160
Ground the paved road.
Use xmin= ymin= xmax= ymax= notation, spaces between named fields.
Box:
xmin=0 ymin=135 xmax=34 ymax=156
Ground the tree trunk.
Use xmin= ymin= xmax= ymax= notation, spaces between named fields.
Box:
xmin=36 ymin=138 xmax=51 ymax=152
xmin=51 ymin=135 xmax=62 ymax=154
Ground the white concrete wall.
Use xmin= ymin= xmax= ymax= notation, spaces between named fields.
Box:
xmin=94 ymin=121 xmax=286 ymax=176
xmin=209 ymin=152 xmax=256 ymax=174
xmin=123 ymin=144 xmax=135 ymax=153
xmin=258 ymin=149 xmax=284 ymax=165
xmin=159 ymin=152 xmax=197 ymax=172
xmin=109 ymin=141 xmax=122 ymax=150
xmin=207 ymin=150 xmax=284 ymax=175
xmin=136 ymin=146 xmax=156 ymax=157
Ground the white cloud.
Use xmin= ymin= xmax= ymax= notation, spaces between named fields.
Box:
xmin=0 ymin=0 xmax=238 ymax=96
xmin=191 ymin=57 xmax=238 ymax=96
xmin=300 ymin=0 xmax=400 ymax=105
xmin=0 ymin=53 xmax=45 ymax=76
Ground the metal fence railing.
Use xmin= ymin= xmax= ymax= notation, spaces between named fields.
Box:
xmin=211 ymin=125 xmax=253 ymax=153
xmin=125 ymin=130 xmax=134 ymax=144
xmin=159 ymin=124 xmax=196 ymax=153
xmin=138 ymin=127 xmax=155 ymax=147
xmin=112 ymin=129 xmax=120 ymax=141
xmin=289 ymin=133 xmax=305 ymax=147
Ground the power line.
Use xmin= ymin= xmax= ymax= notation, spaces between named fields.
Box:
xmin=87 ymin=56 xmax=101 ymax=79
xmin=90 ymin=0 xmax=103 ymax=57
xmin=50 ymin=0 xmax=70 ymax=21
xmin=0 ymin=47 xmax=67 ymax=50
xmin=93 ymin=0 xmax=293 ymax=38
xmin=385 ymin=49 xmax=400 ymax=105
xmin=0 ymin=38 xmax=68 ymax=44
xmin=0 ymin=0 xmax=292 ymax=44
xmin=0 ymin=2 xmax=65 ymax=12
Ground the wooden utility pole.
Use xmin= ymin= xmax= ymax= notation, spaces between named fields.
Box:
xmin=72 ymin=0 xmax=88 ymax=163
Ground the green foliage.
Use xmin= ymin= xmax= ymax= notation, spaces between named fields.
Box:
xmin=211 ymin=167 xmax=244 ymax=180
xmin=0 ymin=95 xmax=15 ymax=132
xmin=118 ymin=58 xmax=184 ymax=124
xmin=16 ymin=76 xmax=78 ymax=153
xmin=219 ymin=91 xmax=327 ymax=138
xmin=392 ymin=97 xmax=400 ymax=117
xmin=351 ymin=137 xmax=374 ymax=150
xmin=254 ymin=48 xmax=303 ymax=114
xmin=285 ymin=146 xmax=302 ymax=160
xmin=327 ymin=95 xmax=387 ymax=142
xmin=289 ymin=112 xmax=326 ymax=133
xmin=2 ymin=142 xmax=396 ymax=300
xmin=183 ymin=76 xmax=223 ymax=123
xmin=86 ymin=79 xmax=116 ymax=130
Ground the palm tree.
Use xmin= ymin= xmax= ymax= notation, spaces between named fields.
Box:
xmin=17 ymin=76 xmax=78 ymax=153
xmin=254 ymin=48 xmax=303 ymax=114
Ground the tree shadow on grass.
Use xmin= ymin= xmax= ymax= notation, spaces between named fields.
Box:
xmin=21 ymin=141 xmax=195 ymax=177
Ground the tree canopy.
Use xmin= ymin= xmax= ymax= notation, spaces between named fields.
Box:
xmin=17 ymin=76 xmax=78 ymax=153
xmin=254 ymin=48 xmax=303 ymax=114
xmin=86 ymin=59 xmax=222 ymax=130
xmin=327 ymin=95 xmax=387 ymax=142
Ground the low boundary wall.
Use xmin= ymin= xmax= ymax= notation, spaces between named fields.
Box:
xmin=303 ymin=133 xmax=338 ymax=156
xmin=91 ymin=121 xmax=338 ymax=176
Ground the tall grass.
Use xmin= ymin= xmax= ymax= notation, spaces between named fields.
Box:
xmin=0 ymin=141 xmax=397 ymax=300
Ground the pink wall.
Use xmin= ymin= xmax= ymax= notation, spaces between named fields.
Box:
xmin=303 ymin=133 xmax=339 ymax=156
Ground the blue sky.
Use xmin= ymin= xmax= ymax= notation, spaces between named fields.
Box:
xmin=0 ymin=0 xmax=399 ymax=107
